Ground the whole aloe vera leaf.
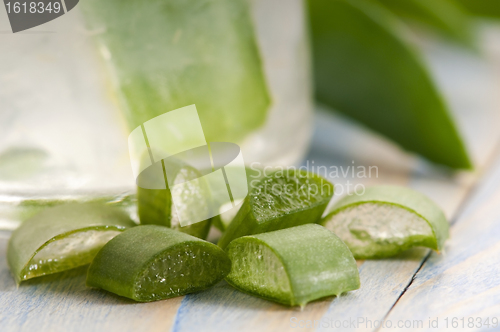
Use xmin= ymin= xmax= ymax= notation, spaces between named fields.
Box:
xmin=307 ymin=0 xmax=472 ymax=169
xmin=225 ymin=224 xmax=360 ymax=307
xmin=376 ymin=0 xmax=475 ymax=46
xmin=87 ymin=225 xmax=231 ymax=302
xmin=218 ymin=170 xmax=334 ymax=249
xmin=455 ymin=0 xmax=500 ymax=18
xmin=81 ymin=0 xmax=270 ymax=144
xmin=7 ymin=203 xmax=135 ymax=284
xmin=321 ymin=185 xmax=449 ymax=259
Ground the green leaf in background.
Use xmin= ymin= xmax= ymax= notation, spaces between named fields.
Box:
xmin=375 ymin=0 xmax=475 ymax=46
xmin=81 ymin=0 xmax=270 ymax=144
xmin=455 ymin=0 xmax=500 ymax=18
xmin=307 ymin=0 xmax=472 ymax=169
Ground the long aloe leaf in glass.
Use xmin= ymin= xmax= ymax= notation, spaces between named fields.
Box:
xmin=321 ymin=185 xmax=449 ymax=259
xmin=81 ymin=0 xmax=270 ymax=144
xmin=7 ymin=203 xmax=135 ymax=284
xmin=225 ymin=224 xmax=360 ymax=307
xmin=307 ymin=0 xmax=471 ymax=169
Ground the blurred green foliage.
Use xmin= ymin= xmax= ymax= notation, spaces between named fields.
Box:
xmin=455 ymin=0 xmax=500 ymax=18
xmin=307 ymin=0 xmax=472 ymax=169
xmin=375 ymin=0 xmax=474 ymax=46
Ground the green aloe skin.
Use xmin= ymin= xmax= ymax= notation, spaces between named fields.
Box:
xmin=307 ymin=0 xmax=471 ymax=169
xmin=375 ymin=0 xmax=474 ymax=46
xmin=81 ymin=0 xmax=270 ymax=145
xmin=225 ymin=224 xmax=360 ymax=307
xmin=211 ymin=166 xmax=265 ymax=232
xmin=456 ymin=0 xmax=500 ymax=18
xmin=138 ymin=160 xmax=212 ymax=239
xmin=218 ymin=170 xmax=334 ymax=249
xmin=86 ymin=225 xmax=231 ymax=302
xmin=138 ymin=187 xmax=212 ymax=240
xmin=7 ymin=203 xmax=135 ymax=284
xmin=321 ymin=186 xmax=449 ymax=259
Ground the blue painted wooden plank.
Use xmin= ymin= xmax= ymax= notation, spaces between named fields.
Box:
xmin=173 ymin=281 xmax=332 ymax=332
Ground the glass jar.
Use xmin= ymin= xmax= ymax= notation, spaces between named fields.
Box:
xmin=0 ymin=0 xmax=312 ymax=228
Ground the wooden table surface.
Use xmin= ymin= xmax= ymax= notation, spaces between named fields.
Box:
xmin=1 ymin=33 xmax=500 ymax=332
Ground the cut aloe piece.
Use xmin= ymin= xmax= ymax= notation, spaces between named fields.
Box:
xmin=81 ymin=0 xmax=270 ymax=145
xmin=7 ymin=203 xmax=135 ymax=284
xmin=211 ymin=199 xmax=244 ymax=232
xmin=212 ymin=166 xmax=264 ymax=232
xmin=376 ymin=0 xmax=474 ymax=46
xmin=321 ymin=186 xmax=449 ymax=259
xmin=137 ymin=159 xmax=211 ymax=239
xmin=225 ymin=224 xmax=360 ymax=307
xmin=87 ymin=225 xmax=231 ymax=302
xmin=456 ymin=0 xmax=500 ymax=18
xmin=307 ymin=0 xmax=471 ymax=169
xmin=218 ymin=170 xmax=334 ymax=249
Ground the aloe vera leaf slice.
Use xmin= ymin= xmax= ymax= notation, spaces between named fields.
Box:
xmin=211 ymin=199 xmax=244 ymax=232
xmin=321 ymin=185 xmax=449 ymax=259
xmin=86 ymin=225 xmax=231 ymax=302
xmin=307 ymin=0 xmax=472 ymax=169
xmin=137 ymin=160 xmax=211 ymax=239
xmin=225 ymin=224 xmax=360 ymax=307
xmin=376 ymin=0 xmax=475 ymax=46
xmin=455 ymin=0 xmax=500 ymax=18
xmin=81 ymin=0 xmax=270 ymax=144
xmin=7 ymin=203 xmax=135 ymax=284
xmin=218 ymin=170 xmax=334 ymax=249
xmin=212 ymin=166 xmax=264 ymax=232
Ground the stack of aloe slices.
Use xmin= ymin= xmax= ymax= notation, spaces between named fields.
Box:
xmin=7 ymin=169 xmax=450 ymax=306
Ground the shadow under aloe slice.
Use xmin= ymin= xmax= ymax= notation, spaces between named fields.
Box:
xmin=217 ymin=170 xmax=334 ymax=249
xmin=225 ymin=224 xmax=360 ymax=307
xmin=86 ymin=225 xmax=231 ymax=302
xmin=7 ymin=203 xmax=135 ymax=284
xmin=321 ymin=185 xmax=449 ymax=259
